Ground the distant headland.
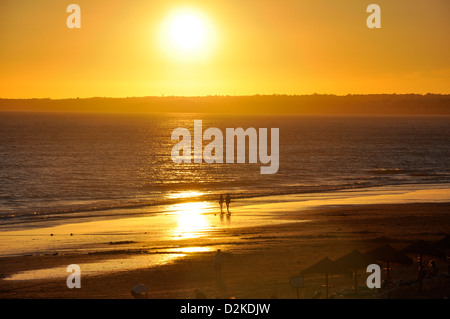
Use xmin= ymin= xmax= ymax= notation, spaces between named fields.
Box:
xmin=1 ymin=94 xmax=449 ymax=115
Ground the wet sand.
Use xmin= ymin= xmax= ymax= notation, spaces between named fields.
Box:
xmin=0 ymin=185 xmax=449 ymax=299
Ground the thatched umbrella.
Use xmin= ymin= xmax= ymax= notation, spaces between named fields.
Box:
xmin=334 ymin=249 xmax=377 ymax=298
xmin=432 ymin=235 xmax=450 ymax=252
xmin=301 ymin=257 xmax=349 ymax=299
xmin=366 ymin=244 xmax=412 ymax=285
xmin=402 ymin=240 xmax=445 ymax=261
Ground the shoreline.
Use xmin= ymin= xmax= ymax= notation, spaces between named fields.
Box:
xmin=0 ymin=183 xmax=449 ymax=258
xmin=2 ymin=182 xmax=449 ymax=230
xmin=0 ymin=199 xmax=449 ymax=298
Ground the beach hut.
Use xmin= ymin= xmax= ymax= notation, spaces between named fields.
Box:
xmin=334 ymin=249 xmax=377 ymax=298
xmin=366 ymin=244 xmax=412 ymax=284
xmin=301 ymin=257 xmax=349 ymax=299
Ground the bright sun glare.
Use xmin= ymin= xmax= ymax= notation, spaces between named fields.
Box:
xmin=159 ymin=9 xmax=216 ymax=60
xmin=169 ymin=13 xmax=206 ymax=51
xmin=169 ymin=202 xmax=212 ymax=239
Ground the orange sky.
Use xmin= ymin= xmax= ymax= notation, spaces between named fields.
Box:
xmin=0 ymin=0 xmax=449 ymax=98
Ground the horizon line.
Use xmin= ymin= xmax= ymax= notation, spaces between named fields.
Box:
xmin=1 ymin=93 xmax=450 ymax=100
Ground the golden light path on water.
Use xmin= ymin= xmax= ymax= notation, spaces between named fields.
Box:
xmin=167 ymin=201 xmax=214 ymax=240
xmin=4 ymin=246 xmax=215 ymax=281
xmin=5 ymin=185 xmax=449 ymax=281
xmin=3 ymin=253 xmax=185 ymax=281
xmin=3 ymin=194 xmax=217 ymax=281
xmin=167 ymin=191 xmax=205 ymax=199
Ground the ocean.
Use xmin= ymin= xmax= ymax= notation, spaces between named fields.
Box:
xmin=1 ymin=112 xmax=449 ymax=226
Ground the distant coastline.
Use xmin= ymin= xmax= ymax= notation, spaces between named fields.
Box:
xmin=1 ymin=94 xmax=449 ymax=114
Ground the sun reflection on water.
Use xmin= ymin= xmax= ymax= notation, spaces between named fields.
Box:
xmin=167 ymin=191 xmax=205 ymax=199
xmin=4 ymin=253 xmax=184 ymax=281
xmin=166 ymin=246 xmax=213 ymax=253
xmin=169 ymin=201 xmax=213 ymax=239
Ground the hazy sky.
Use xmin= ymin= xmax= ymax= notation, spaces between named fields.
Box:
xmin=1 ymin=0 xmax=449 ymax=98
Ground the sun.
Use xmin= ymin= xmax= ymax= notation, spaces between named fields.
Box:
xmin=158 ymin=8 xmax=216 ymax=60
xmin=169 ymin=13 xmax=206 ymax=51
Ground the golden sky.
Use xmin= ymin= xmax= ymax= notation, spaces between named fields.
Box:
xmin=1 ymin=0 xmax=449 ymax=98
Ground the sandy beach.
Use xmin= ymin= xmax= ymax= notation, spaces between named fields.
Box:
xmin=2 ymin=0 xmax=449 ymax=307
xmin=0 ymin=185 xmax=449 ymax=299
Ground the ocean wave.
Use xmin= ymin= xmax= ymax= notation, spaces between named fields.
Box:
xmin=368 ymin=168 xmax=411 ymax=175
xmin=367 ymin=168 xmax=450 ymax=177
xmin=0 ymin=179 xmax=438 ymax=226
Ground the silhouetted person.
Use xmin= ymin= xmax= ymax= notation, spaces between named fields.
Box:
xmin=214 ymin=249 xmax=223 ymax=280
xmin=428 ymin=260 xmax=439 ymax=278
xmin=416 ymin=257 xmax=427 ymax=284
xmin=219 ymin=194 xmax=224 ymax=213
xmin=225 ymin=194 xmax=231 ymax=213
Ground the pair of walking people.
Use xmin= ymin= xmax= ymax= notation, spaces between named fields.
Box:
xmin=219 ymin=194 xmax=231 ymax=214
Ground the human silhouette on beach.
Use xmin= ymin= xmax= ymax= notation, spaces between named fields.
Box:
xmin=416 ymin=256 xmax=427 ymax=286
xmin=225 ymin=194 xmax=231 ymax=214
xmin=428 ymin=259 xmax=439 ymax=277
xmin=219 ymin=194 xmax=224 ymax=213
